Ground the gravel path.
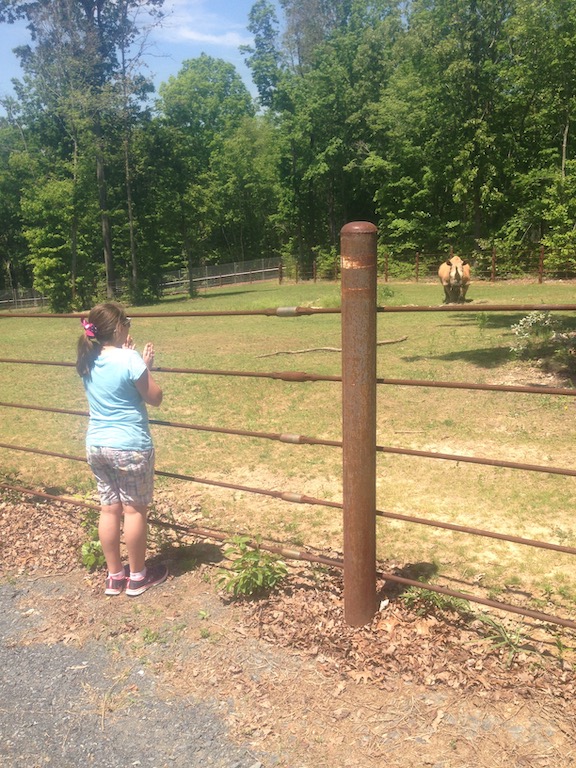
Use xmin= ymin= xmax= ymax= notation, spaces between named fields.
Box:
xmin=0 ymin=582 xmax=269 ymax=768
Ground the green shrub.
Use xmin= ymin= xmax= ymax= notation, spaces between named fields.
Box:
xmin=80 ymin=509 xmax=105 ymax=571
xmin=217 ymin=534 xmax=288 ymax=598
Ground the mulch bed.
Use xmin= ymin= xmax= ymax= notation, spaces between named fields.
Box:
xmin=247 ymin=570 xmax=576 ymax=701
xmin=1 ymin=487 xmax=575 ymax=704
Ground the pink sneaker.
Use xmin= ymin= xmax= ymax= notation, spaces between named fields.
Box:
xmin=104 ymin=565 xmax=130 ymax=596
xmin=125 ymin=564 xmax=169 ymax=597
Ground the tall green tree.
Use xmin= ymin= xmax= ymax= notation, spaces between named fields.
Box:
xmin=241 ymin=0 xmax=283 ymax=108
xmin=0 ymin=110 xmax=30 ymax=294
xmin=501 ymin=0 xmax=576 ymax=269
xmin=247 ymin=0 xmax=401 ymax=268
xmin=208 ymin=114 xmax=283 ymax=261
xmin=156 ymin=55 xmax=255 ymax=285
xmin=371 ymin=0 xmax=513 ymax=253
xmin=0 ymin=0 xmax=163 ymax=304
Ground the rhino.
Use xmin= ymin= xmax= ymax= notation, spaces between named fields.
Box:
xmin=438 ymin=255 xmax=470 ymax=303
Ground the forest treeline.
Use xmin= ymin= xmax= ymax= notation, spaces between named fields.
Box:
xmin=1 ymin=0 xmax=575 ymax=310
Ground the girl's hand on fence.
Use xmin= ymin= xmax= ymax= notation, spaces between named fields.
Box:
xmin=142 ymin=342 xmax=155 ymax=370
xmin=123 ymin=335 xmax=135 ymax=350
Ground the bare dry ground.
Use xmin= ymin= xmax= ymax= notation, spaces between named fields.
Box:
xmin=1 ymin=487 xmax=576 ymax=768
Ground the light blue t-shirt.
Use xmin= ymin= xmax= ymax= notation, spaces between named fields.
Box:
xmin=83 ymin=347 xmax=152 ymax=450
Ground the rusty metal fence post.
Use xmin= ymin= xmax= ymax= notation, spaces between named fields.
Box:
xmin=340 ymin=221 xmax=378 ymax=627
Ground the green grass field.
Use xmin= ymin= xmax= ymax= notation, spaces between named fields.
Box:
xmin=2 ymin=278 xmax=576 ymax=607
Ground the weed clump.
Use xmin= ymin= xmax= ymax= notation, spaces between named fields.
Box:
xmin=217 ymin=534 xmax=288 ymax=598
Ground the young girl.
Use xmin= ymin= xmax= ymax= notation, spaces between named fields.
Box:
xmin=76 ymin=302 xmax=168 ymax=597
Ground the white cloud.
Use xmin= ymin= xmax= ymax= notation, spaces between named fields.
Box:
xmin=164 ymin=28 xmax=251 ymax=47
xmin=156 ymin=0 xmax=253 ymax=48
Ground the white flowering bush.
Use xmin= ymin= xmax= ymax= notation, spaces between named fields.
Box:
xmin=509 ymin=311 xmax=558 ymax=357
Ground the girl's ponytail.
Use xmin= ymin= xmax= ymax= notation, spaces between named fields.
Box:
xmin=76 ymin=333 xmax=101 ymax=376
xmin=75 ymin=302 xmax=127 ymax=377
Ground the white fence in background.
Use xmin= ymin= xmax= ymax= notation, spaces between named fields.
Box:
xmin=0 ymin=289 xmax=47 ymax=310
xmin=0 ymin=257 xmax=283 ymax=309
xmin=162 ymin=257 xmax=281 ymax=294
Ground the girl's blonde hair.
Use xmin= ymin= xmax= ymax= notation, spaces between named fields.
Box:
xmin=76 ymin=302 xmax=128 ymax=376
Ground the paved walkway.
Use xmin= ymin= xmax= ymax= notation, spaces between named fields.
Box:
xmin=0 ymin=582 xmax=268 ymax=768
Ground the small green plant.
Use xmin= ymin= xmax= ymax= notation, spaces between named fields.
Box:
xmin=377 ymin=284 xmax=395 ymax=305
xmin=475 ymin=614 xmax=539 ymax=668
xmin=312 ymin=245 xmax=339 ymax=280
xmin=80 ymin=509 xmax=105 ymax=570
xmin=141 ymin=628 xmax=161 ymax=644
xmin=81 ymin=539 xmax=106 ymax=570
xmin=487 ymin=586 xmax=503 ymax=601
xmin=399 ymin=586 xmax=473 ymax=617
xmin=148 ymin=505 xmax=186 ymax=552
xmin=542 ymin=583 xmax=554 ymax=600
xmin=217 ymin=534 xmax=288 ymax=598
xmin=553 ymin=527 xmax=574 ymax=545
xmin=476 ymin=311 xmax=489 ymax=332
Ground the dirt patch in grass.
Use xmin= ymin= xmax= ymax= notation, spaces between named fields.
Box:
xmin=2 ymin=487 xmax=576 ymax=767
xmin=487 ymin=363 xmax=574 ymax=389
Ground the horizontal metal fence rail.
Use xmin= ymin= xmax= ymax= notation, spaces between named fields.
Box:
xmin=0 ymin=307 xmax=340 ymax=319
xmin=377 ymin=303 xmax=576 ymax=312
xmin=0 ymin=296 xmax=46 ymax=309
xmin=0 ymin=481 xmax=339 ymax=569
xmin=1 ymin=358 xmax=575 ymax=398
xmin=1 ymin=260 xmax=283 ymax=309
xmin=165 ymin=267 xmax=281 ymax=292
xmin=2 ymin=302 xmax=576 ymax=320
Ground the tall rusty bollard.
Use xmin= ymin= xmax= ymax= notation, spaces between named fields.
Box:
xmin=340 ymin=221 xmax=378 ymax=627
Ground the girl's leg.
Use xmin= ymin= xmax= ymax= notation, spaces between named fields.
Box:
xmin=98 ymin=503 xmax=124 ymax=575
xmin=122 ymin=503 xmax=148 ymax=574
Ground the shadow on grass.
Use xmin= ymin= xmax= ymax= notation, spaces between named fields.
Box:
xmin=438 ymin=311 xmax=576 ymax=331
xmin=402 ymin=346 xmax=511 ymax=368
xmin=158 ymin=289 xmax=259 ymax=304
xmin=197 ymin=289 xmax=276 ymax=300
xmin=435 ymin=311 xmax=527 ymax=329
xmin=379 ymin=561 xmax=439 ymax=601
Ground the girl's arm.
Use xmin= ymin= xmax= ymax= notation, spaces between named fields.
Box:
xmin=135 ymin=342 xmax=163 ymax=406
xmin=136 ymin=369 xmax=163 ymax=406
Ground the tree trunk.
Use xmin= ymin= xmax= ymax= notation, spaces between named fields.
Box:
xmin=120 ymin=3 xmax=138 ymax=298
xmin=70 ymin=137 xmax=79 ymax=303
xmin=124 ymin=137 xmax=138 ymax=293
xmin=96 ymin=151 xmax=115 ymax=298
xmin=562 ymin=114 xmax=569 ymax=181
xmin=180 ymin=198 xmax=196 ymax=297
xmin=94 ymin=119 xmax=115 ymax=298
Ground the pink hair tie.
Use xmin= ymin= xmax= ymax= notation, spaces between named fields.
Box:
xmin=81 ymin=318 xmax=98 ymax=338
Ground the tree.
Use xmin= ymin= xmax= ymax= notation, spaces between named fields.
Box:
xmin=0 ymin=110 xmax=30 ymax=294
xmin=241 ymin=0 xmax=283 ymax=109
xmin=209 ymin=114 xmax=283 ymax=261
xmin=156 ymin=55 xmax=255 ymax=285
xmin=254 ymin=0 xmax=401 ymax=268
xmin=0 ymin=0 xmax=164 ymax=304
xmin=279 ymin=0 xmax=351 ymax=72
xmin=501 ymin=0 xmax=576 ymax=268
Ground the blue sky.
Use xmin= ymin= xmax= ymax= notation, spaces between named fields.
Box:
xmin=0 ymin=0 xmax=281 ymax=104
